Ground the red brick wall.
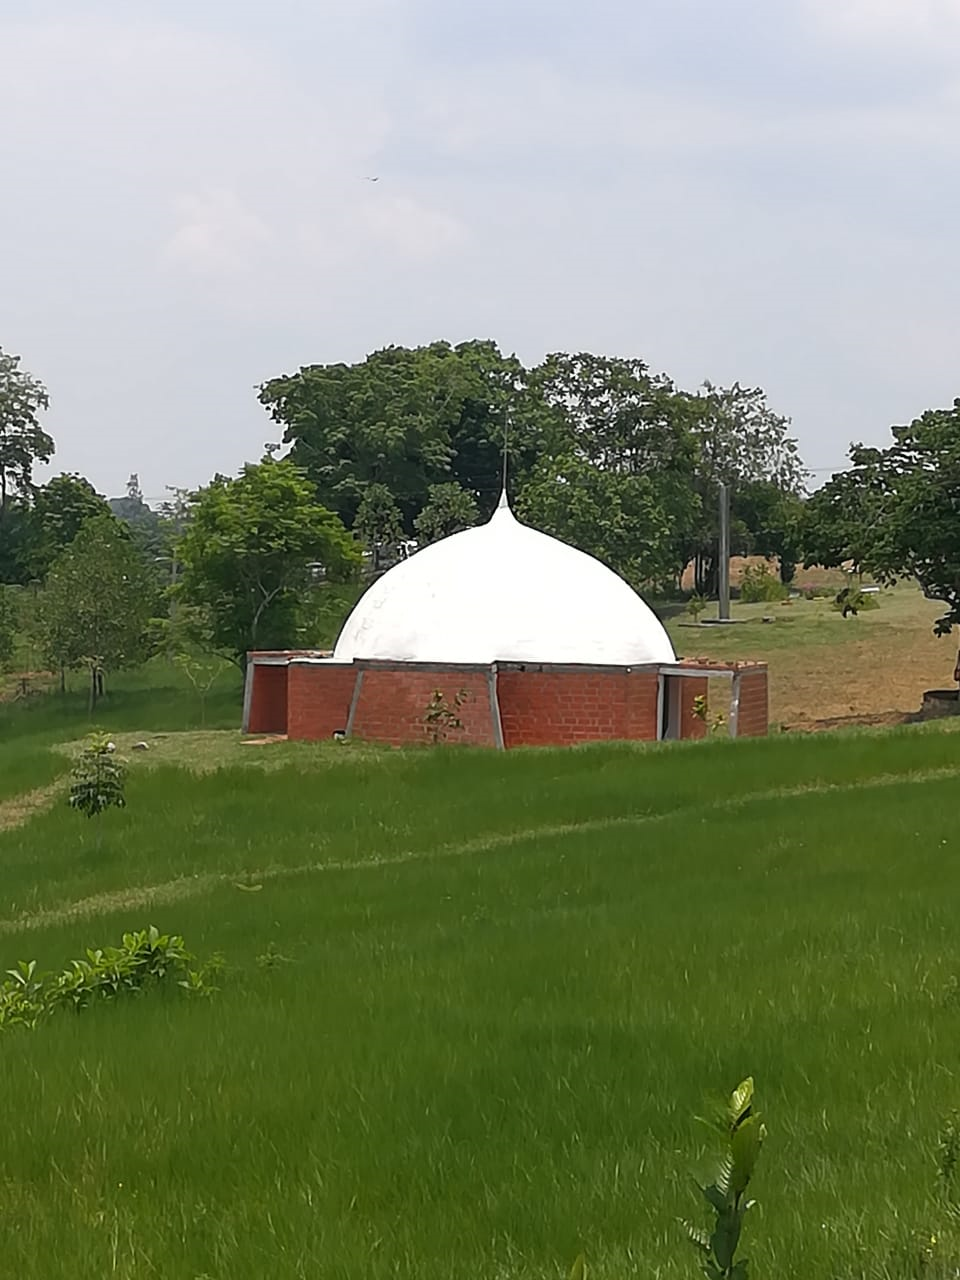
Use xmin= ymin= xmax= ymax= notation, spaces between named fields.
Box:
xmin=737 ymin=670 xmax=768 ymax=737
xmin=678 ymin=676 xmax=709 ymax=741
xmin=350 ymin=666 xmax=496 ymax=747
xmin=247 ymin=664 xmax=289 ymax=735
xmin=625 ymin=671 xmax=661 ymax=740
xmin=285 ymin=663 xmax=358 ymax=741
xmin=497 ymin=667 xmax=660 ymax=748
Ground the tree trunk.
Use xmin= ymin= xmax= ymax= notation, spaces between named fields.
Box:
xmin=59 ymin=665 xmax=66 ymax=695
xmin=88 ymin=665 xmax=97 ymax=714
xmin=694 ymin=552 xmax=718 ymax=598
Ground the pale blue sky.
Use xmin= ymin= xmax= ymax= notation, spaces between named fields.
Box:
xmin=3 ymin=0 xmax=960 ymax=501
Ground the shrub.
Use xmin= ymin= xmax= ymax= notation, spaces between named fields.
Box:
xmin=69 ymin=731 xmax=126 ymax=820
xmin=688 ymin=594 xmax=708 ymax=623
xmin=832 ymin=585 xmax=879 ymax=616
xmin=739 ymin=563 xmax=788 ymax=604
xmin=686 ymin=1077 xmax=765 ymax=1280
xmin=422 ymin=688 xmax=471 ymax=745
xmin=0 ymin=927 xmax=223 ymax=1031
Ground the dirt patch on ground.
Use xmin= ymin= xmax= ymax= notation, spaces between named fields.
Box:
xmin=0 ymin=671 xmax=56 ymax=703
xmin=0 ymin=779 xmax=67 ymax=833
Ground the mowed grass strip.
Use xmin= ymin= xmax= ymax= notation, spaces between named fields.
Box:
xmin=1 ymin=730 xmax=960 ymax=1277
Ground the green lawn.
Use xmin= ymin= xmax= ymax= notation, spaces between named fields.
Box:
xmin=2 ymin=722 xmax=960 ymax=1277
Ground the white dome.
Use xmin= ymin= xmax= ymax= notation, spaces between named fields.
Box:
xmin=333 ymin=496 xmax=676 ymax=667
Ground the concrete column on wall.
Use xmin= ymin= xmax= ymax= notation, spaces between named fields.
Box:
xmin=729 ymin=672 xmax=742 ymax=738
xmin=345 ymin=669 xmax=365 ymax=738
xmin=488 ymin=668 xmax=505 ymax=749
xmin=241 ymin=661 xmax=255 ymax=734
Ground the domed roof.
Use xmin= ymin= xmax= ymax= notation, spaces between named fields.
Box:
xmin=332 ymin=494 xmax=676 ymax=667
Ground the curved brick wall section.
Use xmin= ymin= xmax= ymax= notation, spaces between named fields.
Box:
xmin=737 ymin=670 xmax=768 ymax=737
xmin=245 ymin=656 xmax=768 ymax=746
xmin=497 ymin=666 xmax=661 ymax=748
xmin=350 ymin=665 xmax=496 ymax=747
xmin=287 ymin=663 xmax=357 ymax=741
xmin=247 ymin=664 xmax=288 ymax=735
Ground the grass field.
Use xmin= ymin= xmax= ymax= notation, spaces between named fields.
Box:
xmin=3 ymin=704 xmax=960 ymax=1278
xmin=664 ymin=581 xmax=952 ymax=729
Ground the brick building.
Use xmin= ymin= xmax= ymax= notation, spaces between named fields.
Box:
xmin=244 ymin=494 xmax=768 ymax=748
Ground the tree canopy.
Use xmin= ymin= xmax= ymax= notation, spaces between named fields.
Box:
xmin=28 ymin=473 xmax=114 ymax=579
xmin=176 ymin=458 xmax=360 ymax=664
xmin=37 ymin=516 xmax=159 ymax=708
xmin=802 ymin=399 xmax=960 ymax=635
xmin=0 ymin=348 xmax=52 ymax=517
xmin=260 ymin=342 xmax=804 ymax=591
xmin=414 ymin=483 xmax=478 ymax=545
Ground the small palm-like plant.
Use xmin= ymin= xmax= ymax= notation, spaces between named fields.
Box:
xmin=686 ymin=1077 xmax=765 ymax=1280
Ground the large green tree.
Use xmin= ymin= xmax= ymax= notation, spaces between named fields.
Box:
xmin=109 ymin=474 xmax=167 ymax=558
xmin=414 ymin=482 xmax=478 ymax=545
xmin=0 ymin=348 xmax=53 ymax=516
xmin=354 ymin=482 xmax=404 ymax=570
xmin=0 ymin=500 xmax=33 ymax=585
xmin=517 ymin=454 xmax=695 ymax=589
xmin=37 ymin=516 xmax=159 ymax=709
xmin=685 ymin=382 xmax=806 ymax=591
xmin=733 ymin=480 xmax=806 ymax=584
xmin=0 ymin=585 xmax=16 ymax=670
xmin=176 ymin=458 xmax=360 ymax=665
xmin=802 ymin=400 xmax=960 ymax=639
xmin=28 ymin=473 xmax=114 ymax=579
xmin=259 ymin=340 xmax=533 ymax=531
xmin=521 ymin=352 xmax=702 ymax=586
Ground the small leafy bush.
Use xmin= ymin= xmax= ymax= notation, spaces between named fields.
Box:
xmin=692 ymin=695 xmax=726 ymax=736
xmin=688 ymin=594 xmax=708 ymax=623
xmin=937 ymin=1111 xmax=960 ymax=1201
xmin=422 ymin=688 xmax=471 ymax=745
xmin=0 ymin=926 xmax=223 ymax=1031
xmin=832 ymin=585 xmax=879 ymax=616
xmin=69 ymin=731 xmax=126 ymax=819
xmin=739 ymin=563 xmax=788 ymax=604
xmin=686 ymin=1077 xmax=765 ymax=1280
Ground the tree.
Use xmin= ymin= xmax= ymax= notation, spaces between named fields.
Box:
xmin=37 ymin=516 xmax=159 ymax=709
xmin=799 ymin=462 xmax=886 ymax=578
xmin=354 ymin=483 xmax=404 ymax=569
xmin=175 ymin=458 xmax=360 ymax=666
xmin=414 ymin=483 xmax=478 ymax=545
xmin=517 ymin=454 xmax=696 ymax=589
xmin=0 ymin=585 xmax=16 ymax=670
xmin=0 ymin=500 xmax=33 ymax=585
xmin=521 ymin=353 xmax=702 ymax=586
xmin=803 ymin=400 xmax=960 ymax=639
xmin=109 ymin=474 xmax=166 ymax=558
xmin=685 ymin=382 xmax=806 ymax=593
xmin=28 ymin=473 xmax=114 ymax=579
xmin=259 ymin=340 xmax=532 ymax=531
xmin=733 ymin=480 xmax=805 ymax=584
xmin=0 ymin=349 xmax=53 ymax=517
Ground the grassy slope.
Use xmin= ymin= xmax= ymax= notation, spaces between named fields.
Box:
xmin=2 ymin=728 xmax=960 ymax=1277
xmin=0 ymin=659 xmax=243 ymax=799
xmin=663 ymin=582 xmax=952 ymax=727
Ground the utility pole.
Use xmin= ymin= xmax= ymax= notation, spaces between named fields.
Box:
xmin=718 ymin=482 xmax=731 ymax=622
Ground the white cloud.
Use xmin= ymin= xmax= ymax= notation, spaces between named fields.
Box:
xmin=165 ymin=189 xmax=274 ymax=276
xmin=805 ymin=0 xmax=960 ymax=47
xmin=359 ymin=192 xmax=468 ymax=259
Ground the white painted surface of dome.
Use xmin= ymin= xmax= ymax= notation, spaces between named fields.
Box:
xmin=332 ymin=495 xmax=677 ymax=667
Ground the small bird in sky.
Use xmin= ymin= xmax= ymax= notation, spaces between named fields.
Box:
xmin=364 ymin=176 xmax=380 ymax=182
